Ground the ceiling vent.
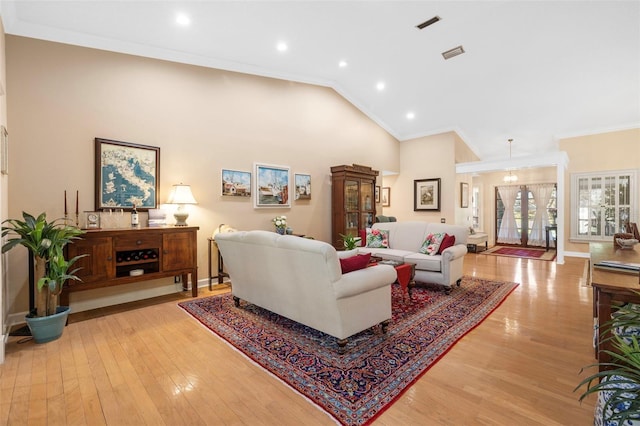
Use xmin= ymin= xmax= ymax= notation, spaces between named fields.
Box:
xmin=416 ymin=16 xmax=441 ymax=30
xmin=442 ymin=45 xmax=465 ymax=60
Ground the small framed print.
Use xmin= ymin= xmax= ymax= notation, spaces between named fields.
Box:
xmin=294 ymin=173 xmax=311 ymax=200
xmin=414 ymin=178 xmax=441 ymax=211
xmin=381 ymin=187 xmax=391 ymax=207
xmin=254 ymin=163 xmax=291 ymax=208
xmin=460 ymin=182 xmax=469 ymax=208
xmin=375 ymin=186 xmax=381 ymax=204
xmin=222 ymin=169 xmax=251 ymax=197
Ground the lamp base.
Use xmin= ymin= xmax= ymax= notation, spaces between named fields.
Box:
xmin=174 ymin=211 xmax=189 ymax=227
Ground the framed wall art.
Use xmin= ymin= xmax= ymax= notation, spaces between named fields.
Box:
xmin=254 ymin=163 xmax=291 ymax=208
xmin=381 ymin=187 xmax=390 ymax=207
xmin=460 ymin=182 xmax=469 ymax=208
xmin=95 ymin=138 xmax=160 ymax=211
xmin=294 ymin=173 xmax=311 ymax=200
xmin=222 ymin=169 xmax=251 ymax=197
xmin=414 ymin=178 xmax=441 ymax=211
xmin=375 ymin=186 xmax=380 ymax=204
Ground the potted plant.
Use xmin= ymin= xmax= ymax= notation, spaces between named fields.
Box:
xmin=576 ymin=302 xmax=640 ymax=425
xmin=2 ymin=212 xmax=85 ymax=342
xmin=340 ymin=233 xmax=361 ymax=251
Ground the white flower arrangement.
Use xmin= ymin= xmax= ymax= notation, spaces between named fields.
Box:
xmin=272 ymin=215 xmax=287 ymax=229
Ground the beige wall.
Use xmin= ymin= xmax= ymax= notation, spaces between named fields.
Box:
xmin=5 ymin=36 xmax=400 ymax=313
xmin=559 ymin=128 xmax=640 ymax=253
xmin=1 ymin=17 xmax=7 ymax=360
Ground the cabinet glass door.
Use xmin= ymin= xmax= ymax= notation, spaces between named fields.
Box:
xmin=345 ymin=180 xmax=359 ymax=211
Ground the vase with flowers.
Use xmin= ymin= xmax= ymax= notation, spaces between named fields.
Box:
xmin=272 ymin=215 xmax=287 ymax=235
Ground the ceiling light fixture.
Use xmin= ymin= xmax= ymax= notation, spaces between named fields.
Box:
xmin=176 ymin=13 xmax=191 ymax=26
xmin=503 ymin=139 xmax=518 ymax=183
xmin=276 ymin=42 xmax=288 ymax=52
xmin=406 ymin=112 xmax=415 ymax=120
xmin=376 ymin=81 xmax=385 ymax=91
xmin=416 ymin=16 xmax=441 ymax=30
xmin=442 ymin=45 xmax=465 ymax=60
xmin=338 ymin=60 xmax=348 ymax=68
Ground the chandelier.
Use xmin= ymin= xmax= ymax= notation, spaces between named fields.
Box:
xmin=503 ymin=138 xmax=518 ymax=183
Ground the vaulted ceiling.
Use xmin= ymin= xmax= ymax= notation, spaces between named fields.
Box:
xmin=1 ymin=1 xmax=638 ymax=160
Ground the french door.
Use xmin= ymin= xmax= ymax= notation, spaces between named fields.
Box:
xmin=496 ymin=184 xmax=557 ymax=247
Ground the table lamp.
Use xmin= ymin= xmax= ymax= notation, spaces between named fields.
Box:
xmin=167 ymin=183 xmax=197 ymax=226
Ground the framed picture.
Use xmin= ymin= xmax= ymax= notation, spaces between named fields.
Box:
xmin=375 ymin=186 xmax=381 ymax=204
xmin=414 ymin=178 xmax=441 ymax=211
xmin=294 ymin=173 xmax=311 ymax=200
xmin=382 ymin=187 xmax=391 ymax=207
xmin=460 ymin=182 xmax=469 ymax=208
xmin=222 ymin=169 xmax=251 ymax=197
xmin=254 ymin=163 xmax=291 ymax=208
xmin=1 ymin=125 xmax=7 ymax=175
xmin=95 ymin=138 xmax=160 ymax=211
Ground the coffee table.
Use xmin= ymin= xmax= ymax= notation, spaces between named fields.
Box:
xmin=378 ymin=259 xmax=416 ymax=301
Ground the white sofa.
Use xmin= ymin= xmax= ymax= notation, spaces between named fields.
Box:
xmin=214 ymin=230 xmax=398 ymax=350
xmin=358 ymin=221 xmax=468 ymax=293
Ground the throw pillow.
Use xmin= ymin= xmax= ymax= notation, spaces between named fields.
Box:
xmin=419 ymin=232 xmax=446 ymax=256
xmin=437 ymin=233 xmax=456 ymax=254
xmin=339 ymin=253 xmax=372 ymax=274
xmin=359 ymin=229 xmax=367 ymax=247
xmin=365 ymin=228 xmax=389 ymax=248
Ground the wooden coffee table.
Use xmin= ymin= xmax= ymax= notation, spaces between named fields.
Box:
xmin=378 ymin=259 xmax=416 ymax=301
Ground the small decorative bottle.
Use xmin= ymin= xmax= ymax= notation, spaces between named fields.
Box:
xmin=131 ymin=204 xmax=139 ymax=228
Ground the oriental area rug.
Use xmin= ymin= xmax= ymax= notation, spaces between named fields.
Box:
xmin=482 ymin=246 xmax=557 ymax=261
xmin=179 ymin=276 xmax=518 ymax=425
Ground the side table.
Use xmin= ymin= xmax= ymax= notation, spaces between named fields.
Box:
xmin=208 ymin=237 xmax=230 ymax=290
xmin=467 ymin=232 xmax=488 ymax=253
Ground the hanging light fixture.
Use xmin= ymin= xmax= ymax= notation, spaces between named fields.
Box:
xmin=503 ymin=138 xmax=518 ymax=183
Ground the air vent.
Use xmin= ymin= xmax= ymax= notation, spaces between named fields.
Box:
xmin=416 ymin=16 xmax=441 ymax=30
xmin=442 ymin=45 xmax=465 ymax=60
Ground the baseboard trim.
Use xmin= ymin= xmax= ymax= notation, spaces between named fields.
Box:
xmin=564 ymin=251 xmax=590 ymax=259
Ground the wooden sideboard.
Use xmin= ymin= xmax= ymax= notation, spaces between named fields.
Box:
xmin=62 ymin=226 xmax=199 ymax=305
xmin=590 ymin=242 xmax=640 ymax=370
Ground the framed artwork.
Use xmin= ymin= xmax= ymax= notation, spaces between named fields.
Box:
xmin=460 ymin=182 xmax=469 ymax=208
xmin=222 ymin=169 xmax=251 ymax=197
xmin=294 ymin=173 xmax=311 ymax=200
xmin=375 ymin=186 xmax=381 ymax=204
xmin=381 ymin=187 xmax=391 ymax=207
xmin=414 ymin=178 xmax=441 ymax=211
xmin=254 ymin=163 xmax=291 ymax=208
xmin=1 ymin=125 xmax=7 ymax=175
xmin=95 ymin=138 xmax=160 ymax=211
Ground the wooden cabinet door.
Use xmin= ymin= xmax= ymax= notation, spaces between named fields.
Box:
xmin=66 ymin=236 xmax=114 ymax=284
xmin=162 ymin=231 xmax=195 ymax=271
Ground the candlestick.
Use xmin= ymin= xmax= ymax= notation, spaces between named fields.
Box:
xmin=75 ymin=190 xmax=79 ymax=215
xmin=64 ymin=190 xmax=68 ymax=215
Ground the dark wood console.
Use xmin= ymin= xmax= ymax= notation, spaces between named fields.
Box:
xmin=62 ymin=226 xmax=199 ymax=305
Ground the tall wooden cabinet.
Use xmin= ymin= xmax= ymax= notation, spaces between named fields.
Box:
xmin=331 ymin=164 xmax=378 ymax=249
xmin=62 ymin=226 xmax=198 ymax=305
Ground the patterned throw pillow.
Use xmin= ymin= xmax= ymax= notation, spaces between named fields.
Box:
xmin=419 ymin=232 xmax=446 ymax=256
xmin=365 ymin=228 xmax=389 ymax=248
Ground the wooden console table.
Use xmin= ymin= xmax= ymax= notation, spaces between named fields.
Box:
xmin=590 ymin=242 xmax=640 ymax=370
xmin=63 ymin=226 xmax=199 ymax=305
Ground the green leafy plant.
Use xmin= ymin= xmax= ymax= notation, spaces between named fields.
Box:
xmin=2 ymin=212 xmax=86 ymax=316
xmin=340 ymin=233 xmax=359 ymax=250
xmin=575 ymin=302 xmax=640 ymax=424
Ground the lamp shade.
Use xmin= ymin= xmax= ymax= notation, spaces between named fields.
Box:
xmin=167 ymin=184 xmax=197 ymax=205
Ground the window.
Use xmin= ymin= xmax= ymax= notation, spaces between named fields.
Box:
xmin=571 ymin=170 xmax=636 ymax=241
xmin=471 ymin=186 xmax=481 ymax=229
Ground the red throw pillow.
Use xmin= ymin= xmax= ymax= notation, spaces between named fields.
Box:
xmin=359 ymin=229 xmax=367 ymax=247
xmin=437 ymin=233 xmax=456 ymax=254
xmin=340 ymin=253 xmax=372 ymax=274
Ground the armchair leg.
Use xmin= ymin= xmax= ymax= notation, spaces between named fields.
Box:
xmin=381 ymin=319 xmax=390 ymax=334
xmin=456 ymin=278 xmax=462 ymax=287
xmin=337 ymin=338 xmax=348 ymax=354
xmin=233 ymin=296 xmax=240 ymax=307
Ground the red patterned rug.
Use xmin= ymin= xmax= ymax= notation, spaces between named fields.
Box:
xmin=179 ymin=276 xmax=518 ymax=425
xmin=482 ymin=246 xmax=557 ymax=261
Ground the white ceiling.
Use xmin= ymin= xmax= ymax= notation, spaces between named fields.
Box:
xmin=1 ymin=1 xmax=639 ymax=160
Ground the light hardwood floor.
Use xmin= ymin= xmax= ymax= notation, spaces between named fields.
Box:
xmin=1 ymin=253 xmax=597 ymax=425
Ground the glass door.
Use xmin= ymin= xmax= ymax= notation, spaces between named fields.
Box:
xmin=345 ymin=180 xmax=360 ymax=237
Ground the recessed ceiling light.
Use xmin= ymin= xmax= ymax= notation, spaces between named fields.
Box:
xmin=376 ymin=81 xmax=385 ymax=91
xmin=276 ymin=42 xmax=288 ymax=52
xmin=442 ymin=45 xmax=465 ymax=60
xmin=176 ymin=13 xmax=190 ymax=26
xmin=338 ymin=60 xmax=348 ymax=68
xmin=406 ymin=112 xmax=415 ymax=120
xmin=416 ymin=16 xmax=441 ymax=30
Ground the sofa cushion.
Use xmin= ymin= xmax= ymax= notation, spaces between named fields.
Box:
xmin=339 ymin=253 xmax=371 ymax=274
xmin=419 ymin=232 xmax=446 ymax=255
xmin=359 ymin=229 xmax=366 ymax=246
xmin=366 ymin=228 xmax=389 ymax=248
xmin=437 ymin=233 xmax=456 ymax=254
xmin=404 ymin=253 xmax=442 ymax=272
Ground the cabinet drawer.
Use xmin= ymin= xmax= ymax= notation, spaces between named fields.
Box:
xmin=114 ymin=234 xmax=161 ymax=250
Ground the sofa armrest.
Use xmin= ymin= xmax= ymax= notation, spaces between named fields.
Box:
xmin=441 ymin=244 xmax=468 ymax=261
xmin=332 ymin=264 xmax=397 ymax=300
